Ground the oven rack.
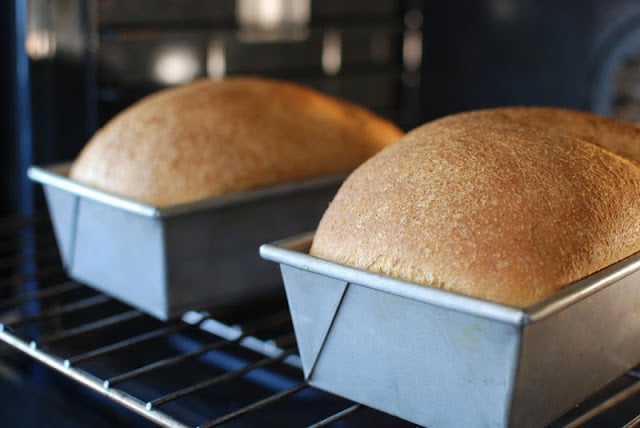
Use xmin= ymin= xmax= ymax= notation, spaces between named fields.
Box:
xmin=0 ymin=214 xmax=640 ymax=427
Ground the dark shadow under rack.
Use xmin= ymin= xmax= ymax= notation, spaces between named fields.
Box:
xmin=0 ymin=214 xmax=639 ymax=427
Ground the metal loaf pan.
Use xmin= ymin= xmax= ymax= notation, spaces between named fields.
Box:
xmin=260 ymin=233 xmax=640 ymax=428
xmin=29 ymin=163 xmax=345 ymax=320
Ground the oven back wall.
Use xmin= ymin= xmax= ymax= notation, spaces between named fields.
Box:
xmin=421 ymin=0 xmax=640 ymax=121
xmin=1 ymin=2 xmax=18 ymax=215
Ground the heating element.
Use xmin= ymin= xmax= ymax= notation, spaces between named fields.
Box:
xmin=1 ymin=213 xmax=640 ymax=427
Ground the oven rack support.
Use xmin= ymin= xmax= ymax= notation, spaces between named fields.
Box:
xmin=0 ymin=282 xmax=358 ymax=427
xmin=0 ymin=214 xmax=640 ymax=427
xmin=0 ymin=325 xmax=187 ymax=427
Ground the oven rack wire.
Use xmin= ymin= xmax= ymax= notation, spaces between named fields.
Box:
xmin=0 ymin=214 xmax=639 ymax=427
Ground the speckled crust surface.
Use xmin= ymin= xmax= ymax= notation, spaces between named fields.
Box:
xmin=310 ymin=107 xmax=640 ymax=307
xmin=69 ymin=77 xmax=403 ymax=206
xmin=496 ymin=107 xmax=640 ymax=165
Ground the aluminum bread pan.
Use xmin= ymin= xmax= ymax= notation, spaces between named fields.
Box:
xmin=260 ymin=233 xmax=640 ymax=428
xmin=28 ymin=163 xmax=345 ymax=320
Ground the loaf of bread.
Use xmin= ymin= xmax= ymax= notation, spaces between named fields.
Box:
xmin=310 ymin=107 xmax=640 ymax=307
xmin=490 ymin=107 xmax=640 ymax=165
xmin=69 ymin=77 xmax=403 ymax=206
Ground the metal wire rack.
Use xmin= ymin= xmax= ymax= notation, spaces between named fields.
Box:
xmin=1 ymin=214 xmax=640 ymax=427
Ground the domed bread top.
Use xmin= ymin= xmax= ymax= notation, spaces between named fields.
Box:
xmin=69 ymin=77 xmax=404 ymax=206
xmin=310 ymin=107 xmax=640 ymax=307
xmin=493 ymin=107 xmax=640 ymax=165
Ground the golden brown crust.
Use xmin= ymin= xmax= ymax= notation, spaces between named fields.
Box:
xmin=69 ymin=77 xmax=403 ymax=206
xmin=310 ymin=107 xmax=640 ymax=307
xmin=492 ymin=106 xmax=640 ymax=165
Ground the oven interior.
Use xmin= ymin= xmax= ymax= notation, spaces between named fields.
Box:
xmin=3 ymin=0 xmax=640 ymax=426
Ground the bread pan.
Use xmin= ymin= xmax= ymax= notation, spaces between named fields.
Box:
xmin=28 ymin=163 xmax=344 ymax=320
xmin=260 ymin=233 xmax=640 ymax=428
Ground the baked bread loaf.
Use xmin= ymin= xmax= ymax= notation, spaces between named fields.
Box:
xmin=491 ymin=107 xmax=640 ymax=165
xmin=310 ymin=107 xmax=640 ymax=307
xmin=69 ymin=77 xmax=403 ymax=206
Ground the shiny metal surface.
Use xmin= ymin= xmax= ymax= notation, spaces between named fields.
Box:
xmin=28 ymin=164 xmax=344 ymax=320
xmin=1 ymin=215 xmax=640 ymax=426
xmin=260 ymin=234 xmax=640 ymax=427
xmin=0 ymin=214 xmax=413 ymax=426
xmin=0 ymin=326 xmax=189 ymax=428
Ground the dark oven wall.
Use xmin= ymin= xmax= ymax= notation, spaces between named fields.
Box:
xmin=1 ymin=2 xmax=17 ymax=216
xmin=6 ymin=0 xmax=640 ymax=215
xmin=421 ymin=0 xmax=640 ymax=122
xmin=7 ymin=0 xmax=422 ymax=215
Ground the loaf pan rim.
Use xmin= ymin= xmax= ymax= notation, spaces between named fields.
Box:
xmin=28 ymin=162 xmax=350 ymax=219
xmin=260 ymin=232 xmax=640 ymax=324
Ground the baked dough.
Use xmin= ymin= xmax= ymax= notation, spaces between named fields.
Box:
xmin=310 ymin=107 xmax=640 ymax=307
xmin=70 ymin=77 xmax=403 ymax=206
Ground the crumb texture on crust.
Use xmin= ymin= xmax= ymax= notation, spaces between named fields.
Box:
xmin=69 ymin=77 xmax=403 ymax=206
xmin=310 ymin=107 xmax=640 ymax=307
